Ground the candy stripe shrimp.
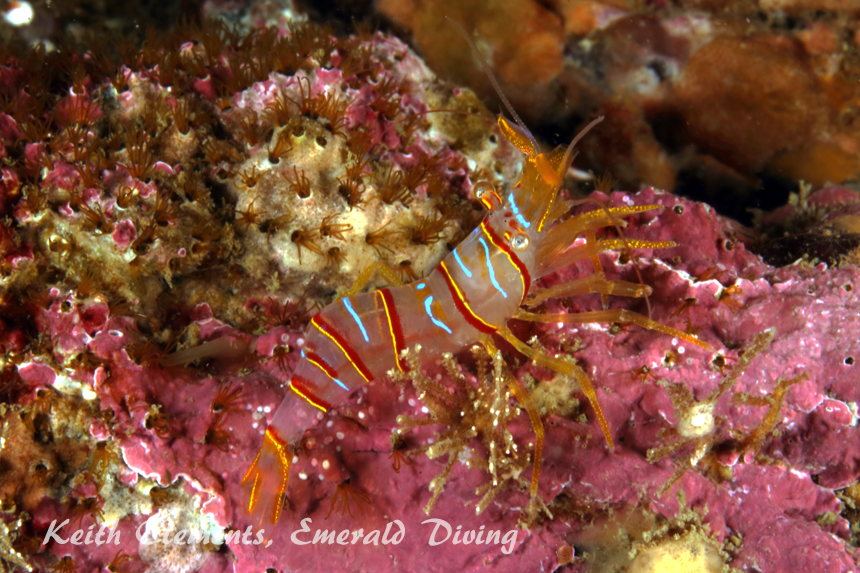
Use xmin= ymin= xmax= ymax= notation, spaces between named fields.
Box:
xmin=241 ymin=110 xmax=713 ymax=528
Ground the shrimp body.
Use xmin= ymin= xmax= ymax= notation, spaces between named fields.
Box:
xmin=243 ymin=205 xmax=533 ymax=527
xmin=242 ymin=116 xmax=711 ymax=529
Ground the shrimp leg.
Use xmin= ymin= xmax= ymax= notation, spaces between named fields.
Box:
xmin=585 ymin=230 xmax=610 ymax=309
xmin=497 ymin=325 xmax=614 ymax=452
xmin=526 ymin=273 xmax=652 ymax=307
xmin=341 ymin=261 xmax=405 ymax=298
xmin=515 ymin=309 xmax=713 ymax=351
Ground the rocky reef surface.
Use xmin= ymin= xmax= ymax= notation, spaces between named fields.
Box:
xmin=380 ymin=0 xmax=860 ymax=225
xmin=0 ymin=2 xmax=858 ymax=573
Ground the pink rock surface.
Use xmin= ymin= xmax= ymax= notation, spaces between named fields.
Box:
xmin=29 ymin=185 xmax=860 ymax=572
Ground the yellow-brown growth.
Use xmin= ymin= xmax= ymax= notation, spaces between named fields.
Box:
xmin=391 ymin=346 xmax=550 ymax=521
xmin=647 ymin=329 xmax=792 ymax=495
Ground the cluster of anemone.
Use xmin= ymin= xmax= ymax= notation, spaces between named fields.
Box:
xmin=1 ymin=18 xmax=502 ymax=335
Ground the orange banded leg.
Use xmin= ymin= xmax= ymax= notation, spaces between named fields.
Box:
xmin=498 ymin=325 xmax=614 ymax=451
xmin=482 ymin=338 xmax=544 ymax=499
xmin=515 ymin=308 xmax=713 ymax=351
xmin=242 ymin=427 xmax=293 ymax=529
xmin=537 ymin=238 xmax=676 ymax=279
xmin=537 ymin=204 xmax=665 ymax=264
xmin=526 ymin=272 xmax=652 ymax=307
xmin=341 ymin=262 xmax=404 ymax=298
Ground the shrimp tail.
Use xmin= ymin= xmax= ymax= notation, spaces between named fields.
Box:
xmin=242 ymin=426 xmax=292 ymax=531
xmin=242 ymin=388 xmax=325 ymax=529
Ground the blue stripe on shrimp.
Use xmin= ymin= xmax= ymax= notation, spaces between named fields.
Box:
xmin=453 ymin=247 xmax=473 ymax=278
xmin=508 ymin=193 xmax=531 ymax=229
xmin=342 ymin=297 xmax=370 ymax=343
xmin=423 ymin=295 xmax=453 ymax=334
xmin=478 ymin=237 xmax=508 ymax=299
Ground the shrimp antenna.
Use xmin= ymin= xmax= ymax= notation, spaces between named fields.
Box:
xmin=560 ymin=116 xmax=603 ymax=178
xmin=446 ymin=16 xmax=541 ymax=155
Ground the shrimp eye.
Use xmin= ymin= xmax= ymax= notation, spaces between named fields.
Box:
xmin=511 ymin=233 xmax=529 ymax=251
xmin=475 ymin=183 xmax=502 ymax=210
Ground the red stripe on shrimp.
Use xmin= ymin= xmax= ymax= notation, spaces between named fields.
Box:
xmin=304 ymin=350 xmax=339 ymax=379
xmin=310 ymin=316 xmax=374 ymax=382
xmin=480 ymin=220 xmax=531 ymax=305
xmin=378 ymin=289 xmax=408 ymax=372
xmin=289 ymin=374 xmax=332 ymax=412
xmin=265 ymin=426 xmax=288 ymax=448
xmin=437 ymin=260 xmax=498 ymax=334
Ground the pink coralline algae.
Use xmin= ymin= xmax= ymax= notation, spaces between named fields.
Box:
xmin=0 ymin=16 xmax=859 ymax=573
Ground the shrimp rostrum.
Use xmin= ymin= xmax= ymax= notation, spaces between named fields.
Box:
xmin=242 ymin=112 xmax=713 ymax=529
